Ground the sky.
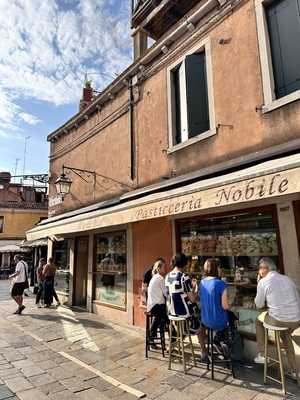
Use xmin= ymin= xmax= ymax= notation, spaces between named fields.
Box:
xmin=0 ymin=0 xmax=132 ymax=176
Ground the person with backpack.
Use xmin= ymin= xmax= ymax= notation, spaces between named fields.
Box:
xmin=9 ymin=254 xmax=29 ymax=315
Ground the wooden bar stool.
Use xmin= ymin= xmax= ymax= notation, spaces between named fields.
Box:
xmin=168 ymin=315 xmax=196 ymax=373
xmin=263 ymin=322 xmax=292 ymax=395
xmin=206 ymin=327 xmax=235 ymax=380
xmin=145 ymin=311 xmax=166 ymax=359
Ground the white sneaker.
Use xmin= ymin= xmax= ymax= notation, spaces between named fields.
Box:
xmin=254 ymin=353 xmax=266 ymax=364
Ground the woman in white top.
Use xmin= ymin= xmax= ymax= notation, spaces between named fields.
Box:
xmin=147 ymin=259 xmax=168 ymax=340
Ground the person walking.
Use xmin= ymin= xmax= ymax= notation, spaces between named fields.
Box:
xmin=9 ymin=255 xmax=29 ymax=314
xmin=35 ymin=258 xmax=46 ymax=307
xmin=254 ymin=257 xmax=300 ymax=378
xmin=42 ymin=258 xmax=60 ymax=307
xmin=147 ymin=259 xmax=168 ymax=341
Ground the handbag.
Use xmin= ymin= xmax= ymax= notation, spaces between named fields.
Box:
xmin=21 ymin=261 xmax=29 ymax=290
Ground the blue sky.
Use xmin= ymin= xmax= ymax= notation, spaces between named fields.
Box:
xmin=0 ymin=0 xmax=132 ymax=175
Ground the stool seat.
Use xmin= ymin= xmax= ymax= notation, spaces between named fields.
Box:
xmin=168 ymin=315 xmax=187 ymax=321
xmin=263 ymin=323 xmax=288 ymax=331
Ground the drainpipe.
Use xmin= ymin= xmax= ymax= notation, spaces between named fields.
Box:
xmin=129 ymin=81 xmax=136 ymax=181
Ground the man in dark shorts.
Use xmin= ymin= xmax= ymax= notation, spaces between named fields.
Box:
xmin=9 ymin=255 xmax=28 ymax=314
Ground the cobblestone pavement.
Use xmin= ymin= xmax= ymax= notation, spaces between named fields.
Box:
xmin=0 ymin=281 xmax=299 ymax=400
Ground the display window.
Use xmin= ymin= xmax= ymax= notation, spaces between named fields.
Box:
xmin=93 ymin=231 xmax=127 ymax=310
xmin=53 ymin=240 xmax=70 ymax=295
xmin=176 ymin=207 xmax=282 ymax=336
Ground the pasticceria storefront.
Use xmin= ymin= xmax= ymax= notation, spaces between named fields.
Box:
xmin=27 ymin=154 xmax=300 ymax=357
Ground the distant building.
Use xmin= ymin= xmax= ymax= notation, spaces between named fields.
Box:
xmin=0 ymin=172 xmax=48 ymax=274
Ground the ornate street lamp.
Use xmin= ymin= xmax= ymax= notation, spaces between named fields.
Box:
xmin=55 ymin=173 xmax=72 ymax=200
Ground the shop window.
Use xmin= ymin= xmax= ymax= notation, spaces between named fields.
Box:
xmin=0 ymin=216 xmax=3 ymax=233
xmin=94 ymin=231 xmax=127 ymax=309
xmin=53 ymin=240 xmax=70 ymax=295
xmin=266 ymin=0 xmax=300 ymax=99
xmin=176 ymin=209 xmax=281 ymax=336
xmin=256 ymin=0 xmax=300 ymax=112
xmin=167 ymin=38 xmax=216 ymax=151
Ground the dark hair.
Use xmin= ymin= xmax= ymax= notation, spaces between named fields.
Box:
xmin=171 ymin=253 xmax=188 ymax=269
xmin=156 ymin=257 xmax=166 ymax=264
xmin=204 ymin=258 xmax=221 ymax=278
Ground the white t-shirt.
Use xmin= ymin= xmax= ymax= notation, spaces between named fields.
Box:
xmin=255 ymin=271 xmax=300 ymax=322
xmin=147 ymin=273 xmax=167 ymax=312
xmin=14 ymin=261 xmax=27 ymax=284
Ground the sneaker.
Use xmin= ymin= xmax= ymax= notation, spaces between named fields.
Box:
xmin=56 ymin=302 xmax=61 ymax=307
xmin=254 ymin=353 xmax=265 ymax=364
xmin=13 ymin=308 xmax=20 ymax=314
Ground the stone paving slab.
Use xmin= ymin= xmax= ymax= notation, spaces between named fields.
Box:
xmin=0 ymin=280 xmax=300 ymax=400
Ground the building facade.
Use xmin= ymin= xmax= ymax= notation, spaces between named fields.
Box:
xmin=27 ymin=0 xmax=300 ymax=359
xmin=0 ymin=172 xmax=48 ymax=273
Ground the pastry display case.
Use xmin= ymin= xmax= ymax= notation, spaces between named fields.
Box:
xmin=177 ymin=209 xmax=281 ymax=335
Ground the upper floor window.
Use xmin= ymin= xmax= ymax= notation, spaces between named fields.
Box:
xmin=256 ymin=0 xmax=300 ymax=112
xmin=0 ymin=217 xmax=3 ymax=233
xmin=167 ymin=38 xmax=216 ymax=152
xmin=266 ymin=0 xmax=300 ymax=99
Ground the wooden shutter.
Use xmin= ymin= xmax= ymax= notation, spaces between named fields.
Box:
xmin=266 ymin=0 xmax=300 ymax=98
xmin=185 ymin=52 xmax=209 ymax=138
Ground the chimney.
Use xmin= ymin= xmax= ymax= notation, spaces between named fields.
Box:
xmin=0 ymin=172 xmax=11 ymax=188
xmin=79 ymin=80 xmax=93 ymax=112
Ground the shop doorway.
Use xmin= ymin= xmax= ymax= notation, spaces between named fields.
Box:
xmin=74 ymin=236 xmax=89 ymax=308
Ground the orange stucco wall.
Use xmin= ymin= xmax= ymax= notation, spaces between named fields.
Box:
xmin=48 ymin=0 xmax=300 ymax=218
xmin=0 ymin=208 xmax=47 ymax=239
xmin=132 ymin=218 xmax=173 ymax=327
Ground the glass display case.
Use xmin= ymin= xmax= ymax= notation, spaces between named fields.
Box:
xmin=53 ymin=240 xmax=70 ymax=295
xmin=94 ymin=231 xmax=127 ymax=309
xmin=177 ymin=209 xmax=281 ymax=335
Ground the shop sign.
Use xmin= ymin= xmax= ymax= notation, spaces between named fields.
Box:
xmin=49 ymin=195 xmax=63 ymax=208
xmin=134 ymin=171 xmax=293 ymax=221
xmin=27 ymin=167 xmax=300 ymax=240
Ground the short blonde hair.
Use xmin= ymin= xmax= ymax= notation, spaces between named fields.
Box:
xmin=152 ymin=259 xmax=165 ymax=275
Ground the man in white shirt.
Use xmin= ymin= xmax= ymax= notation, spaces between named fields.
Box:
xmin=9 ymin=255 xmax=28 ymax=315
xmin=254 ymin=257 xmax=300 ymax=375
xmin=147 ymin=259 xmax=168 ymax=340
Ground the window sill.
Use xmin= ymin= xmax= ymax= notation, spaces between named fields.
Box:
xmin=167 ymin=128 xmax=216 ymax=154
xmin=262 ymin=90 xmax=300 ymax=114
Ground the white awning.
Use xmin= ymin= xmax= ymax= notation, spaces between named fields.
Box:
xmin=0 ymin=244 xmax=29 ymax=253
xmin=27 ymin=153 xmax=300 ymax=241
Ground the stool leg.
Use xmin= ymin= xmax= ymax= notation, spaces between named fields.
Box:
xmin=168 ymin=321 xmax=173 ymax=370
xmin=264 ymin=327 xmax=268 ymax=385
xmin=186 ymin=320 xmax=196 ymax=367
xmin=207 ymin=328 xmax=210 ymax=371
xmin=159 ymin=320 xmax=165 ymax=358
xmin=275 ymin=331 xmax=286 ymax=395
xmin=179 ymin=322 xmax=186 ymax=374
xmin=210 ymin=329 xmax=214 ymax=380
xmin=145 ymin=315 xmax=149 ymax=359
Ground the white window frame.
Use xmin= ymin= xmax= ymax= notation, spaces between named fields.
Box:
xmin=255 ymin=0 xmax=300 ymax=113
xmin=167 ymin=37 xmax=216 ymax=154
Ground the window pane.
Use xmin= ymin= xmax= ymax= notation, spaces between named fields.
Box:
xmin=94 ymin=231 xmax=127 ymax=309
xmin=53 ymin=240 xmax=70 ymax=295
xmin=267 ymin=0 xmax=300 ymax=98
xmin=185 ymin=53 xmax=209 ymax=138
xmin=178 ymin=211 xmax=279 ymax=335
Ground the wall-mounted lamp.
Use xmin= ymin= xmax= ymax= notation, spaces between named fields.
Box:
xmin=55 ymin=165 xmax=96 ymax=200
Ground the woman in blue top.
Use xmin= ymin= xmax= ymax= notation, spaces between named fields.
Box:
xmin=200 ymin=258 xmax=230 ymax=332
